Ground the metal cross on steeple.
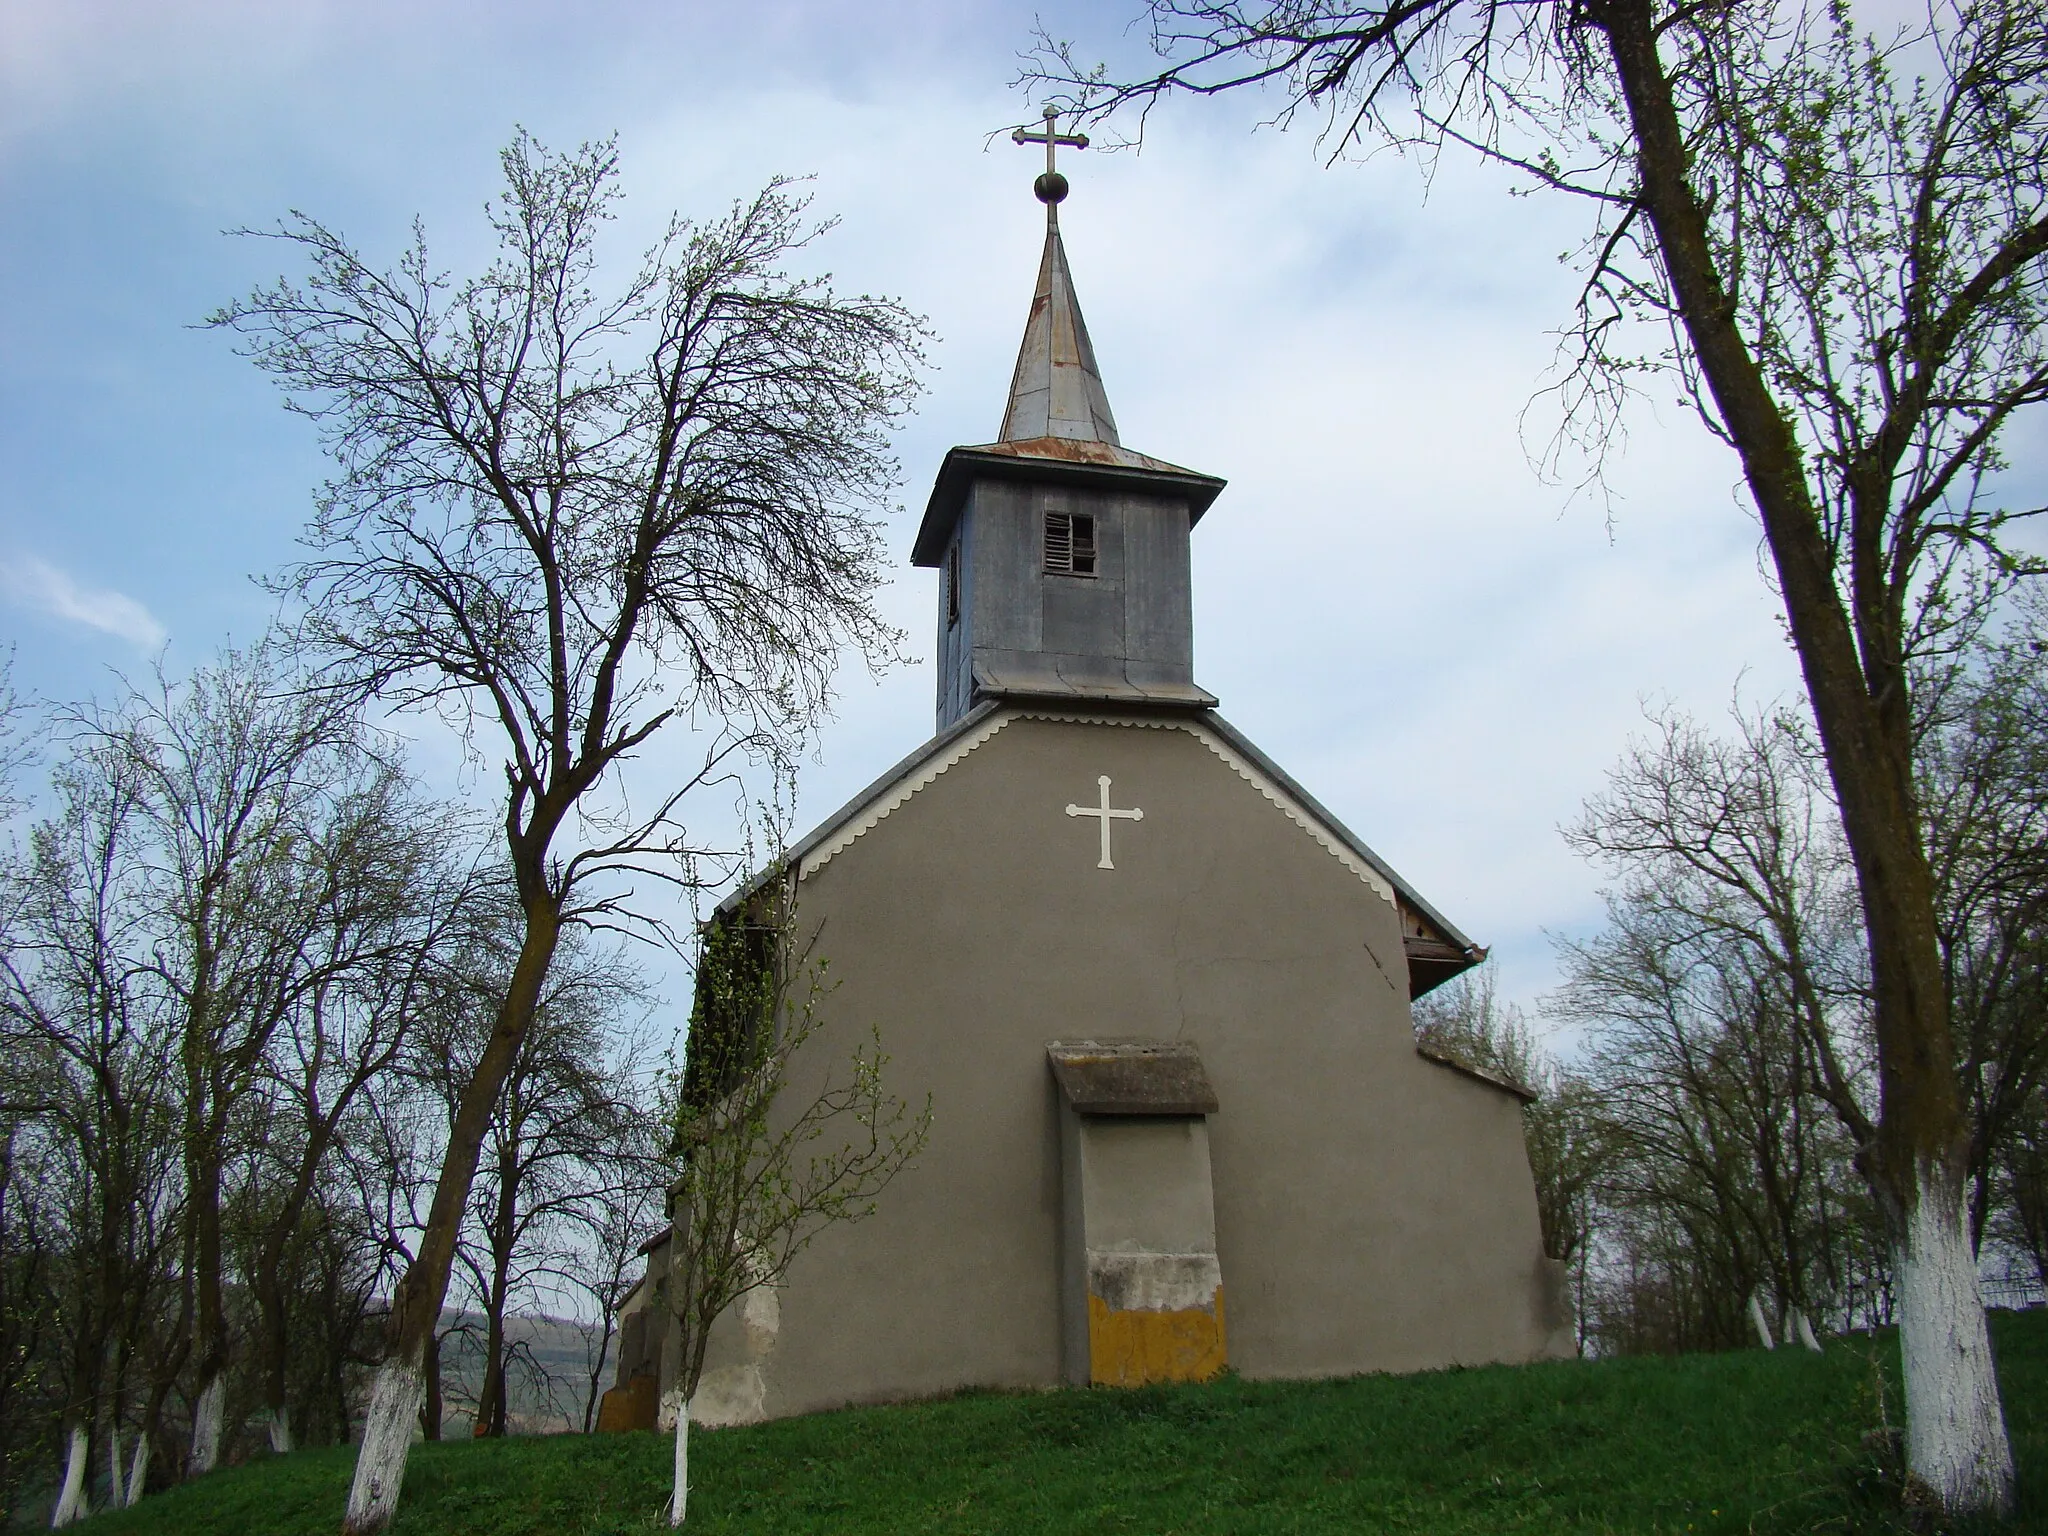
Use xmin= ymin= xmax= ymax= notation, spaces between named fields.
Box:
xmin=1012 ymin=106 xmax=1089 ymax=217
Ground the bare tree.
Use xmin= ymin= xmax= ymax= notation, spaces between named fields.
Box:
xmin=1918 ymin=620 xmax=2048 ymax=1245
xmin=662 ymin=887 xmax=929 ymax=1526
xmin=1559 ymin=704 xmax=1878 ymax=1355
xmin=74 ymin=647 xmax=410 ymax=1478
xmin=1565 ymin=705 xmax=1873 ymax=1158
xmin=1563 ymin=674 xmax=2048 ymax=1350
xmin=211 ymin=132 xmax=927 ymax=1533
xmin=1413 ymin=966 xmax=1543 ymax=1093
xmin=0 ymin=743 xmax=186 ymax=1524
xmin=1554 ymin=894 xmax=1872 ymax=1351
xmin=335 ymin=1063 xmax=446 ymax=1439
xmin=0 ymin=674 xmax=54 ymax=1525
xmin=1031 ymin=0 xmax=2046 ymax=1509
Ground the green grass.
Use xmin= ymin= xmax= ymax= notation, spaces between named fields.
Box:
xmin=85 ymin=1309 xmax=2048 ymax=1535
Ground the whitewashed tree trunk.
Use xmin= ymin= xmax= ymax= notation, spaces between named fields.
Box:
xmin=188 ymin=1371 xmax=225 ymax=1474
xmin=1792 ymin=1308 xmax=1823 ymax=1353
xmin=106 ymin=1425 xmax=125 ymax=1508
xmin=268 ymin=1406 xmax=293 ymax=1454
xmin=1897 ymin=1183 xmax=2014 ymax=1513
xmin=125 ymin=1432 xmax=151 ymax=1507
xmin=49 ymin=1424 xmax=88 ymax=1528
xmin=344 ymin=1360 xmax=425 ymax=1536
xmin=1747 ymin=1292 xmax=1775 ymax=1350
xmin=669 ymin=1401 xmax=690 ymax=1528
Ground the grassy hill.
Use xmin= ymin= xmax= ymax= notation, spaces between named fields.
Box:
xmin=82 ymin=1309 xmax=2047 ymax=1535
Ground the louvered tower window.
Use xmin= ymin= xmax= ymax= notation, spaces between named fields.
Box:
xmin=946 ymin=541 xmax=961 ymax=627
xmin=1044 ymin=510 xmax=1097 ymax=577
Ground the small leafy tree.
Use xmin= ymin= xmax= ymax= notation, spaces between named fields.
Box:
xmin=662 ymin=880 xmax=929 ymax=1527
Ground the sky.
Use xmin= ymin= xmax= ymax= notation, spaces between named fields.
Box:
xmin=4 ymin=0 xmax=2003 ymax=1043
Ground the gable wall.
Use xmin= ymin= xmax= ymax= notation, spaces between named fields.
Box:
xmin=744 ymin=713 xmax=1566 ymax=1418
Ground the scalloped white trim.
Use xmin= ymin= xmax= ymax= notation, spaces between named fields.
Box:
xmin=802 ymin=712 xmax=1016 ymax=873
xmin=1177 ymin=721 xmax=1397 ymax=906
xmin=800 ymin=708 xmax=1397 ymax=905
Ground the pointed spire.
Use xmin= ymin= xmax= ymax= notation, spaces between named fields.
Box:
xmin=999 ymin=225 xmax=1122 ymax=446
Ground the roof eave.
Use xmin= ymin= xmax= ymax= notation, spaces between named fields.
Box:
xmin=1199 ymin=710 xmax=1484 ymax=960
xmin=710 ymin=700 xmax=1009 ymax=921
xmin=912 ymin=445 xmax=1227 ymax=568
xmin=1415 ymin=1044 xmax=1539 ymax=1104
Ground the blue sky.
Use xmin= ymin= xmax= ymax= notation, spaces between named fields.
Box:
xmin=8 ymin=0 xmax=1996 ymax=1035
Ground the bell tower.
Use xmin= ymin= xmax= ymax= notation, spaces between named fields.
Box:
xmin=911 ymin=110 xmax=1226 ymax=731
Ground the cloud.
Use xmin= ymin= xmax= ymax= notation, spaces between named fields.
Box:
xmin=1 ymin=554 xmax=167 ymax=650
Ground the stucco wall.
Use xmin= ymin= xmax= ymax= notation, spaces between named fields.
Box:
xmin=738 ymin=710 xmax=1564 ymax=1420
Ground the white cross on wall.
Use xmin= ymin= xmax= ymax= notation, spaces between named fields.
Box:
xmin=1066 ymin=775 xmax=1143 ymax=870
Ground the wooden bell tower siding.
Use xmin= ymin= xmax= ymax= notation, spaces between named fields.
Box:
xmin=606 ymin=122 xmax=1570 ymax=1430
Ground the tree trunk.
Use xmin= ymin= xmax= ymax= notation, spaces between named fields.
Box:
xmin=475 ymin=1304 xmax=506 ymax=1438
xmin=188 ymin=1372 xmax=225 ymax=1477
xmin=186 ymin=1127 xmax=227 ymax=1476
xmin=1793 ymin=1308 xmax=1824 ymax=1353
xmin=420 ymin=1329 xmax=441 ymax=1442
xmin=342 ymin=898 xmax=563 ymax=1534
xmin=476 ymin=1152 xmax=518 ymax=1439
xmin=1592 ymin=0 xmax=2015 ymax=1512
xmin=669 ymin=1403 xmax=689 ymax=1528
xmin=581 ymin=1312 xmax=617 ymax=1433
xmin=1748 ymin=1292 xmax=1775 ymax=1350
xmin=259 ymin=1120 xmax=340 ymax=1456
xmin=50 ymin=1423 xmax=88 ymax=1528
xmin=125 ymin=1431 xmax=151 ymax=1507
xmin=257 ymin=1237 xmax=292 ymax=1453
xmin=131 ymin=1343 xmax=182 ymax=1508
xmin=344 ymin=1357 xmax=426 ymax=1536
xmin=1900 ymin=1179 xmax=2013 ymax=1508
xmin=107 ymin=1423 xmax=125 ymax=1508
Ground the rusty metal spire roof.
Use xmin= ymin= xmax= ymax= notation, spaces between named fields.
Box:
xmin=999 ymin=109 xmax=1119 ymax=447
xmin=999 ymin=221 xmax=1122 ymax=446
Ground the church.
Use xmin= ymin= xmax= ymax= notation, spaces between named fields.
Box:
xmin=606 ymin=119 xmax=1573 ymax=1431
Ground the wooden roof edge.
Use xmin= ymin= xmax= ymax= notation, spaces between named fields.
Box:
xmin=1414 ymin=1043 xmax=1539 ymax=1104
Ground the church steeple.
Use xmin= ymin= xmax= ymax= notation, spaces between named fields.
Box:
xmin=912 ymin=114 xmax=1227 ymax=732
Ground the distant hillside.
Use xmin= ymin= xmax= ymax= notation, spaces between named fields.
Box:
xmin=82 ymin=1308 xmax=2048 ymax=1535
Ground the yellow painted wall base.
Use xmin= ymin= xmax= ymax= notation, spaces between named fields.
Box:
xmin=595 ymin=1374 xmax=658 ymax=1432
xmin=1087 ymin=1289 xmax=1227 ymax=1386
